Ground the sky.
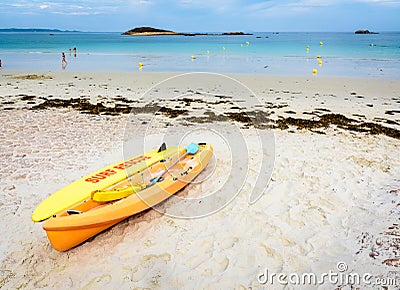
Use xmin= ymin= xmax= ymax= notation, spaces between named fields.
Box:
xmin=0 ymin=0 xmax=399 ymax=32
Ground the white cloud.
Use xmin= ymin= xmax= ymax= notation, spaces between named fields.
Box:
xmin=249 ymin=0 xmax=400 ymax=10
xmin=245 ymin=0 xmax=345 ymax=17
xmin=177 ymin=0 xmax=238 ymax=12
xmin=39 ymin=4 xmax=49 ymax=9
xmin=288 ymin=0 xmax=400 ymax=6
xmin=356 ymin=0 xmax=400 ymax=6
xmin=127 ymin=0 xmax=154 ymax=6
xmin=285 ymin=0 xmax=345 ymax=7
xmin=10 ymin=3 xmax=29 ymax=7
xmin=246 ymin=1 xmax=274 ymax=11
xmin=52 ymin=11 xmax=102 ymax=15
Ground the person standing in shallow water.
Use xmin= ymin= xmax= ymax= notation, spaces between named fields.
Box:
xmin=62 ymin=52 xmax=67 ymax=69
xmin=73 ymin=47 xmax=76 ymax=58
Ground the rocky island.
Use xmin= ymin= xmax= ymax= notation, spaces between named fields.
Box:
xmin=122 ymin=27 xmax=179 ymax=36
xmin=122 ymin=27 xmax=253 ymax=36
xmin=355 ymin=29 xmax=378 ymax=34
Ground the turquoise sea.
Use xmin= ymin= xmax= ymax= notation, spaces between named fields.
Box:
xmin=0 ymin=32 xmax=399 ymax=77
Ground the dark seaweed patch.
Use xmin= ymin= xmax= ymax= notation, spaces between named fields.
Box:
xmin=4 ymin=95 xmax=399 ymax=139
xmin=315 ymin=108 xmax=331 ymax=112
xmin=21 ymin=95 xmax=36 ymax=101
xmin=30 ymin=97 xmax=188 ymax=117
xmin=276 ymin=114 xmax=400 ymax=139
xmin=2 ymin=101 xmax=15 ymax=105
xmin=12 ymin=74 xmax=53 ymax=80
xmin=385 ymin=110 xmax=400 ymax=115
xmin=385 ymin=120 xmax=399 ymax=125
xmin=180 ymin=97 xmax=233 ymax=107
xmin=264 ymin=102 xmax=288 ymax=109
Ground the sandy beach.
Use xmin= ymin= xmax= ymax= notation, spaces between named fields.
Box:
xmin=0 ymin=70 xmax=399 ymax=289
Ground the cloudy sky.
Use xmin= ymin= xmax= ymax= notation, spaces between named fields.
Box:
xmin=0 ymin=0 xmax=399 ymax=32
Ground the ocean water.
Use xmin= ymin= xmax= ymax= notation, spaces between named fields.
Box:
xmin=0 ymin=32 xmax=399 ymax=77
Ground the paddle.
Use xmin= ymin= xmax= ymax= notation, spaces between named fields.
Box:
xmin=150 ymin=143 xmax=199 ymax=186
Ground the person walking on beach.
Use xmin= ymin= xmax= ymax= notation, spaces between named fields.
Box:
xmin=62 ymin=52 xmax=67 ymax=64
xmin=73 ymin=47 xmax=77 ymax=58
xmin=62 ymin=52 xmax=67 ymax=69
xmin=0 ymin=59 xmax=2 ymax=68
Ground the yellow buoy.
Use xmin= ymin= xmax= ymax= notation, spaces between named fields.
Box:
xmin=191 ymin=55 xmax=196 ymax=60
xmin=318 ymin=60 xmax=323 ymax=66
xmin=138 ymin=62 xmax=143 ymax=70
xmin=245 ymin=41 xmax=250 ymax=46
xmin=312 ymin=68 xmax=318 ymax=75
xmin=320 ymin=41 xmax=323 ymax=46
xmin=316 ymin=55 xmax=321 ymax=59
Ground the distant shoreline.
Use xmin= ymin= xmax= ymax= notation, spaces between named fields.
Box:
xmin=2 ymin=29 xmax=399 ymax=34
xmin=122 ymin=32 xmax=254 ymax=36
xmin=122 ymin=26 xmax=253 ymax=36
xmin=0 ymin=28 xmax=80 ymax=33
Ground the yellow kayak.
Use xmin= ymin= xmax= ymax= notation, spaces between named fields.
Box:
xmin=43 ymin=143 xmax=213 ymax=251
xmin=32 ymin=143 xmax=178 ymax=222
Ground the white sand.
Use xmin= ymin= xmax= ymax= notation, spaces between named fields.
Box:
xmin=0 ymin=71 xmax=399 ymax=289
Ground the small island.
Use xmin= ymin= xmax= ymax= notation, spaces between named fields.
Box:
xmin=122 ymin=27 xmax=179 ymax=36
xmin=222 ymin=32 xmax=250 ymax=35
xmin=122 ymin=27 xmax=253 ymax=36
xmin=355 ymin=29 xmax=378 ymax=34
